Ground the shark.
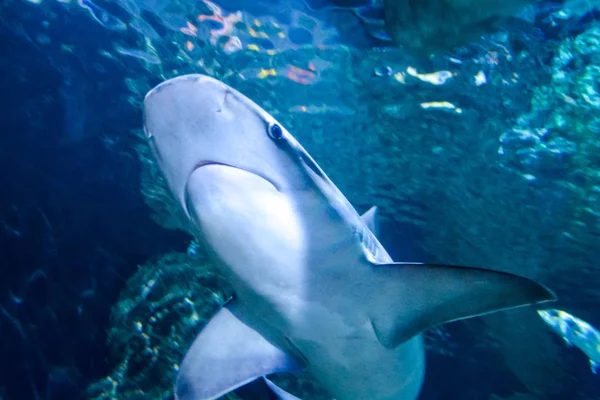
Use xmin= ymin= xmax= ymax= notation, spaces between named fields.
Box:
xmin=142 ymin=74 xmax=556 ymax=400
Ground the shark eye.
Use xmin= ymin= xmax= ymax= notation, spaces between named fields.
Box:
xmin=267 ymin=122 xmax=283 ymax=140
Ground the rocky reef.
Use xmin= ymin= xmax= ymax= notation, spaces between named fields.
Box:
xmin=86 ymin=252 xmax=232 ymax=399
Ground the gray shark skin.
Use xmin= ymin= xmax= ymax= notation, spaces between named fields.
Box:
xmin=142 ymin=74 xmax=556 ymax=400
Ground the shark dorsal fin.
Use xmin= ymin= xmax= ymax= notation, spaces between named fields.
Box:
xmin=368 ymin=262 xmax=556 ymax=348
xmin=361 ymin=206 xmax=379 ymax=236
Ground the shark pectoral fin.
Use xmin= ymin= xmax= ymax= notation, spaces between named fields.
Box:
xmin=264 ymin=377 xmax=302 ymax=400
xmin=175 ymin=303 xmax=301 ymax=400
xmin=369 ymin=262 xmax=557 ymax=348
xmin=361 ymin=206 xmax=379 ymax=236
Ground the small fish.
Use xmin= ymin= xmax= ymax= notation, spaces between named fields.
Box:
xmin=256 ymin=68 xmax=277 ymax=79
xmin=538 ymin=309 xmax=600 ymax=374
xmin=77 ymin=0 xmax=126 ymax=31
xmin=196 ymin=0 xmax=242 ymax=44
xmin=420 ymin=101 xmax=462 ymax=114
xmin=180 ymin=21 xmax=198 ymax=37
xmin=242 ymin=64 xmax=320 ymax=85
xmin=474 ymin=70 xmax=487 ymax=86
xmin=406 ymin=67 xmax=456 ymax=85
xmin=114 ymin=45 xmax=161 ymax=64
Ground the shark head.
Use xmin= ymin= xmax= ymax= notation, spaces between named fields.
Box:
xmin=143 ymin=74 xmax=308 ymax=211
xmin=142 ymin=74 xmax=334 ymax=285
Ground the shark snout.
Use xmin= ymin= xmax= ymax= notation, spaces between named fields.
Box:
xmin=144 ymin=74 xmax=232 ymax=122
xmin=144 ymin=74 xmax=227 ymax=103
xmin=217 ymin=90 xmax=232 ymax=113
xmin=143 ymin=74 xmax=235 ymax=143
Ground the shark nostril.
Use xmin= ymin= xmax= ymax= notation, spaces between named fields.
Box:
xmin=217 ymin=90 xmax=231 ymax=113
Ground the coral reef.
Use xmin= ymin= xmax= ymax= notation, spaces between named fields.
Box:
xmin=86 ymin=252 xmax=233 ymax=399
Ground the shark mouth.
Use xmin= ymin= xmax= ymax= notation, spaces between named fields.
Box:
xmin=192 ymin=160 xmax=235 ymax=170
xmin=189 ymin=160 xmax=281 ymax=192
xmin=183 ymin=160 xmax=282 ymax=221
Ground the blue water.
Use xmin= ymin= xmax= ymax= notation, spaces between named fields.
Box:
xmin=1 ymin=0 xmax=599 ymax=399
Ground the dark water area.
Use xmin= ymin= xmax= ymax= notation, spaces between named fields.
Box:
xmin=1 ymin=0 xmax=600 ymax=399
xmin=0 ymin=16 xmax=190 ymax=399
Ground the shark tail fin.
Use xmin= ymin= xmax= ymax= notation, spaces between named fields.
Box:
xmin=368 ymin=262 xmax=556 ymax=348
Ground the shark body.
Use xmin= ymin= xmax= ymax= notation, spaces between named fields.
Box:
xmin=142 ymin=74 xmax=555 ymax=400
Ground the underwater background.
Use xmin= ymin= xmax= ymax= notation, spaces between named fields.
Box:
xmin=0 ymin=0 xmax=599 ymax=399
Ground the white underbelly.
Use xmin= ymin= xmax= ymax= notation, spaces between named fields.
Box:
xmin=248 ymin=291 xmax=426 ymax=400
xmin=295 ymin=319 xmax=426 ymax=400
